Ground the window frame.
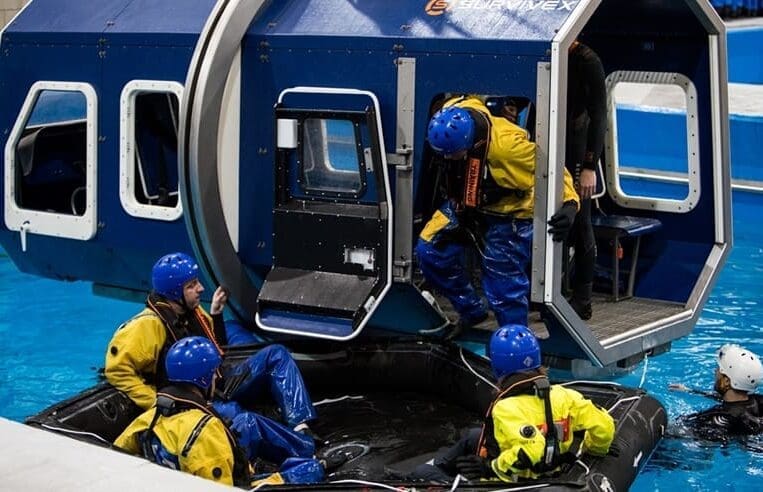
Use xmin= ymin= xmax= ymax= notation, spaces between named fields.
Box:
xmin=605 ymin=70 xmax=701 ymax=213
xmin=119 ymin=80 xmax=184 ymax=221
xmin=3 ymin=81 xmax=98 ymax=240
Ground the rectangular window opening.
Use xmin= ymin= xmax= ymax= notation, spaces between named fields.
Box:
xmin=15 ymin=89 xmax=88 ymax=216
xmin=606 ymin=71 xmax=700 ymax=213
xmin=119 ymin=81 xmax=183 ymax=221
xmin=4 ymin=81 xmax=98 ymax=241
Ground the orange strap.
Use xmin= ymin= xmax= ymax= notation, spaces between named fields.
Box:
xmin=194 ymin=309 xmax=224 ymax=357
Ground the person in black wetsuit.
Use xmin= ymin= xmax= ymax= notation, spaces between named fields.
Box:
xmin=671 ymin=344 xmax=763 ymax=439
xmin=565 ymin=41 xmax=607 ymax=320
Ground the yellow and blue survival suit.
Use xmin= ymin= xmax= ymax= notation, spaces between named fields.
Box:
xmin=416 ymin=96 xmax=579 ymax=327
xmin=105 ymin=292 xmax=319 ymax=479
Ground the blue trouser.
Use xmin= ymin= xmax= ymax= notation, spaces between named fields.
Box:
xmin=227 ymin=344 xmax=317 ymax=427
xmin=251 ymin=457 xmax=326 ymax=485
xmin=212 ymin=345 xmax=319 ymax=470
xmin=416 ymin=202 xmax=533 ymax=326
xmin=213 ymin=400 xmax=316 ymax=464
xmin=224 ymin=320 xmax=261 ymax=346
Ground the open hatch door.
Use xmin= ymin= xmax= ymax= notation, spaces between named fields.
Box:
xmin=255 ymin=87 xmax=392 ymax=340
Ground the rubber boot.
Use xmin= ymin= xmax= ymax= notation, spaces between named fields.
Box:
xmin=570 ymin=282 xmax=593 ymax=320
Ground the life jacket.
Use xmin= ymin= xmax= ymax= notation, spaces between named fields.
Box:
xmin=477 ymin=374 xmax=585 ymax=476
xmin=441 ymin=98 xmax=527 ymax=211
xmin=144 ymin=293 xmax=224 ymax=389
xmin=138 ymin=385 xmax=251 ymax=487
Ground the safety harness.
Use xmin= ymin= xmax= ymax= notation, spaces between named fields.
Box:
xmin=440 ymin=98 xmax=527 ymax=211
xmin=138 ymin=385 xmax=251 ymax=487
xmin=477 ymin=375 xmax=585 ymax=477
xmin=144 ymin=294 xmax=225 ymax=388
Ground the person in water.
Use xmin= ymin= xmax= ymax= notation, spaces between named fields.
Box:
xmin=671 ymin=344 xmax=763 ymax=437
xmin=409 ymin=324 xmax=615 ymax=483
xmin=416 ymin=97 xmax=579 ymax=337
xmin=115 ymin=336 xmax=324 ymax=487
xmin=105 ymin=252 xmax=320 ymax=473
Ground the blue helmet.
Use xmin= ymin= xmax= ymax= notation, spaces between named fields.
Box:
xmin=152 ymin=252 xmax=199 ymax=302
xmin=489 ymin=325 xmax=542 ymax=378
xmin=165 ymin=336 xmax=222 ymax=390
xmin=427 ymin=106 xmax=475 ymax=155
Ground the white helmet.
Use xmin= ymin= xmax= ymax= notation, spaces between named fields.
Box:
xmin=716 ymin=344 xmax=763 ymax=393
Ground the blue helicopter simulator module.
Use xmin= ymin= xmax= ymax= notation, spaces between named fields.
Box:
xmin=0 ymin=0 xmax=732 ymax=489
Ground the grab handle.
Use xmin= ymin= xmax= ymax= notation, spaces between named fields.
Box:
xmin=20 ymin=220 xmax=31 ymax=252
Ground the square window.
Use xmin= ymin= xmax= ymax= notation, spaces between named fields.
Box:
xmin=4 ymin=81 xmax=97 ymax=241
xmin=605 ymin=71 xmax=700 ymax=213
xmin=120 ymin=80 xmax=184 ymax=221
xmin=301 ymin=118 xmax=364 ymax=196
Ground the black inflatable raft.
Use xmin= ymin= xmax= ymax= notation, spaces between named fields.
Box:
xmin=27 ymin=339 xmax=665 ymax=490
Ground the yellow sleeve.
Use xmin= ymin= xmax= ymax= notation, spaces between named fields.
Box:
xmin=562 ymin=168 xmax=581 ymax=210
xmin=104 ymin=312 xmax=167 ymax=410
xmin=490 ymin=400 xmax=546 ymax=482
xmin=419 ymin=208 xmax=454 ymax=242
xmin=486 ymin=122 xmax=537 ymax=192
xmin=565 ymin=387 xmax=615 ymax=455
xmin=181 ymin=417 xmax=235 ymax=486
xmin=113 ymin=408 xmax=156 ymax=454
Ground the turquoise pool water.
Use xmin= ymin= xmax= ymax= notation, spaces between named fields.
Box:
xmin=1 ymin=191 xmax=761 ymax=490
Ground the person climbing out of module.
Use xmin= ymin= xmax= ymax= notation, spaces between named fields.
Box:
xmin=105 ymin=252 xmax=325 ymax=476
xmin=416 ymin=96 xmax=580 ymax=337
xmin=114 ymin=336 xmax=325 ymax=486
xmin=407 ymin=324 xmax=615 ymax=483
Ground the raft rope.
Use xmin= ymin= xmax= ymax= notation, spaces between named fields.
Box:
xmin=572 ymin=459 xmax=590 ymax=475
xmin=313 ymin=395 xmax=365 ymax=406
xmin=559 ymin=380 xmax=621 ymax=387
xmin=449 ymin=474 xmax=464 ymax=491
xmin=638 ymin=352 xmax=649 ymax=389
xmin=39 ymin=423 xmax=111 ymax=445
xmin=418 ymin=290 xmax=454 ymax=334
xmin=607 ymin=395 xmax=642 ymax=414
xmin=328 ymin=479 xmax=411 ymax=491
xmin=487 ymin=483 xmax=551 ymax=491
xmin=459 ymin=346 xmax=499 ymax=391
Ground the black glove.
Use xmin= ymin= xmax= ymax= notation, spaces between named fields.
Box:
xmin=455 ymin=455 xmax=494 ymax=480
xmin=547 ymin=201 xmax=577 ymax=242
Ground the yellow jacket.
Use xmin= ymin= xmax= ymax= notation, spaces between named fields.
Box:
xmin=114 ymin=405 xmax=235 ymax=485
xmin=490 ymin=384 xmax=614 ymax=481
xmin=443 ymin=97 xmax=579 ymax=219
xmin=104 ymin=305 xmax=216 ymax=410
